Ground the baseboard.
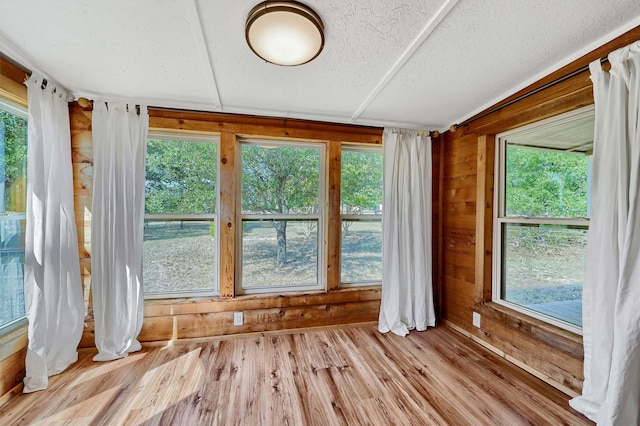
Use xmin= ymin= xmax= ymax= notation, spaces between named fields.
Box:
xmin=0 ymin=382 xmax=23 ymax=408
xmin=442 ymin=319 xmax=578 ymax=398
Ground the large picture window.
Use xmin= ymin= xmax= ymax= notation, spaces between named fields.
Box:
xmin=0 ymin=100 xmax=27 ymax=332
xmin=340 ymin=146 xmax=382 ymax=285
xmin=493 ymin=106 xmax=593 ymax=333
xmin=239 ymin=141 xmax=324 ymax=293
xmin=144 ymin=133 xmax=219 ymax=298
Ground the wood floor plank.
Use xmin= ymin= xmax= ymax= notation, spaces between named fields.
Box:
xmin=0 ymin=325 xmax=592 ymax=425
xmin=264 ymin=334 xmax=305 ymax=426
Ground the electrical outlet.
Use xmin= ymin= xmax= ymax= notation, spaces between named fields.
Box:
xmin=233 ymin=311 xmax=243 ymax=326
xmin=472 ymin=312 xmax=481 ymax=328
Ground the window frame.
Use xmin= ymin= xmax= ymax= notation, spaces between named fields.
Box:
xmin=237 ymin=139 xmax=326 ymax=295
xmin=492 ymin=106 xmax=593 ymax=335
xmin=143 ymin=131 xmax=220 ymax=299
xmin=340 ymin=144 xmax=383 ymax=287
xmin=0 ymin=97 xmax=28 ymax=335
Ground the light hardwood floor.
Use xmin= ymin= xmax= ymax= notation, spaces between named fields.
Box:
xmin=0 ymin=325 xmax=591 ymax=425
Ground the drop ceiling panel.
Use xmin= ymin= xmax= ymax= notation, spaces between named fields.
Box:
xmin=0 ymin=0 xmax=215 ymax=105
xmin=360 ymin=0 xmax=640 ymax=129
xmin=0 ymin=0 xmax=638 ymax=129
xmin=198 ymin=0 xmax=443 ymax=116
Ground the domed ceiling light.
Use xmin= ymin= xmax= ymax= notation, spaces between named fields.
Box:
xmin=245 ymin=1 xmax=324 ymax=66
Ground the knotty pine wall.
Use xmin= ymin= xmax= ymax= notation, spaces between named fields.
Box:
xmin=4 ymin=25 xmax=638 ymax=404
xmin=0 ymin=69 xmax=394 ymax=401
xmin=71 ymin=106 xmax=390 ymax=348
xmin=438 ymin=26 xmax=640 ymax=395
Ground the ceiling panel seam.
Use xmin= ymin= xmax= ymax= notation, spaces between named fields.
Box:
xmin=349 ymin=0 xmax=460 ymax=123
xmin=185 ymin=0 xmax=222 ymax=108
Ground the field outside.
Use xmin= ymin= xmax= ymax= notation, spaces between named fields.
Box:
xmin=143 ymin=221 xmax=217 ymax=294
xmin=504 ymin=226 xmax=586 ymax=307
xmin=143 ymin=220 xmax=382 ymax=293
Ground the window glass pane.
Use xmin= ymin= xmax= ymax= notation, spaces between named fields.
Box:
xmin=242 ymin=220 xmax=318 ymax=288
xmin=341 ymin=150 xmax=382 ymax=215
xmin=502 ymin=223 xmax=586 ymax=327
xmin=1 ymin=108 xmax=27 ymax=330
xmin=341 ymin=220 xmax=382 ymax=283
xmin=144 ymin=220 xmax=217 ymax=294
xmin=145 ymin=139 xmax=217 ymax=214
xmin=505 ymin=146 xmax=588 ymax=218
xmin=241 ymin=144 xmax=320 ymax=214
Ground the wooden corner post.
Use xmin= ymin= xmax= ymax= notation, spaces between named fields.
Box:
xmin=475 ymin=134 xmax=495 ymax=304
xmin=219 ymin=132 xmax=237 ymax=298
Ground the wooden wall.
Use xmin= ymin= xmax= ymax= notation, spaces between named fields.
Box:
xmin=1 ymin=88 xmax=391 ymax=404
xmin=70 ymin=105 xmax=387 ymax=348
xmin=0 ymin=56 xmax=28 ymax=406
xmin=438 ymin=26 xmax=640 ymax=395
xmin=5 ymin=25 xmax=636 ymax=404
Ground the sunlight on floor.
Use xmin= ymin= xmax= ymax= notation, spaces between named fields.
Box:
xmin=114 ymin=348 xmax=205 ymax=424
xmin=32 ymin=387 xmax=122 ymax=426
xmin=68 ymin=352 xmax=147 ymax=387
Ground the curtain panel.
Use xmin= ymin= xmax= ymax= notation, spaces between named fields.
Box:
xmin=570 ymin=41 xmax=640 ymax=425
xmin=91 ymin=102 xmax=147 ymax=361
xmin=23 ymin=74 xmax=84 ymax=393
xmin=378 ymin=128 xmax=435 ymax=336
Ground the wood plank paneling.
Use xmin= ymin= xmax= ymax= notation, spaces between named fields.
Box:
xmin=442 ymin=228 xmax=475 ymax=256
xmin=475 ymin=135 xmax=494 ymax=304
xmin=218 ymin=132 xmax=236 ymax=298
xmin=79 ymin=287 xmax=382 ymax=347
xmin=0 ymin=325 xmax=28 ymax=400
xmin=441 ymin=127 xmax=585 ymax=394
xmin=444 ymin=160 xmax=477 ymax=180
xmin=0 ymin=325 xmax=592 ymax=425
xmin=148 ymin=109 xmax=382 ymax=144
xmin=0 ymin=57 xmax=27 ymax=107
xmin=70 ymin=104 xmax=383 ymax=349
xmin=70 ymin=105 xmax=93 ymax=319
xmin=442 ymin=187 xmax=476 ymax=203
xmin=433 ymin=136 xmax=443 ymax=316
xmin=144 ymin=286 xmax=382 ymax=317
xmin=433 ymin=27 xmax=640 ymax=395
xmin=326 ymin=141 xmax=341 ymax=291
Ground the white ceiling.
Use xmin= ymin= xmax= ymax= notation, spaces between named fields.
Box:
xmin=0 ymin=0 xmax=639 ymax=131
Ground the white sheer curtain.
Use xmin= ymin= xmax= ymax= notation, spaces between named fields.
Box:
xmin=378 ymin=128 xmax=435 ymax=336
xmin=570 ymin=41 xmax=640 ymax=425
xmin=91 ymin=102 xmax=147 ymax=361
xmin=23 ymin=74 xmax=84 ymax=393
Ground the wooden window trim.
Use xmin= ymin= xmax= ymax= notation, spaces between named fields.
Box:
xmin=475 ymin=132 xmax=584 ymax=355
xmin=145 ymin=111 xmax=383 ymax=299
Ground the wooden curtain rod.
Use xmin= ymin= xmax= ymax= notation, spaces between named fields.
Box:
xmin=449 ymin=57 xmax=609 ymax=133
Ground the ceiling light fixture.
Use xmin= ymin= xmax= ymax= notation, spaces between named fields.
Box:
xmin=245 ymin=1 xmax=324 ymax=66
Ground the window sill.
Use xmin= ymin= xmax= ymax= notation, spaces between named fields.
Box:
xmin=0 ymin=323 xmax=28 ymax=360
xmin=477 ymin=301 xmax=583 ymax=358
xmin=140 ymin=285 xmax=382 ymax=317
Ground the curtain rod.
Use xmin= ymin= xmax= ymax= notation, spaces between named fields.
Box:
xmin=449 ymin=57 xmax=609 ymax=132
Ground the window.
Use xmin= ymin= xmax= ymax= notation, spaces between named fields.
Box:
xmin=340 ymin=146 xmax=382 ymax=285
xmin=144 ymin=133 xmax=219 ymax=298
xmin=239 ymin=140 xmax=324 ymax=293
xmin=493 ymin=106 xmax=593 ymax=333
xmin=0 ymin=100 xmax=27 ymax=333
